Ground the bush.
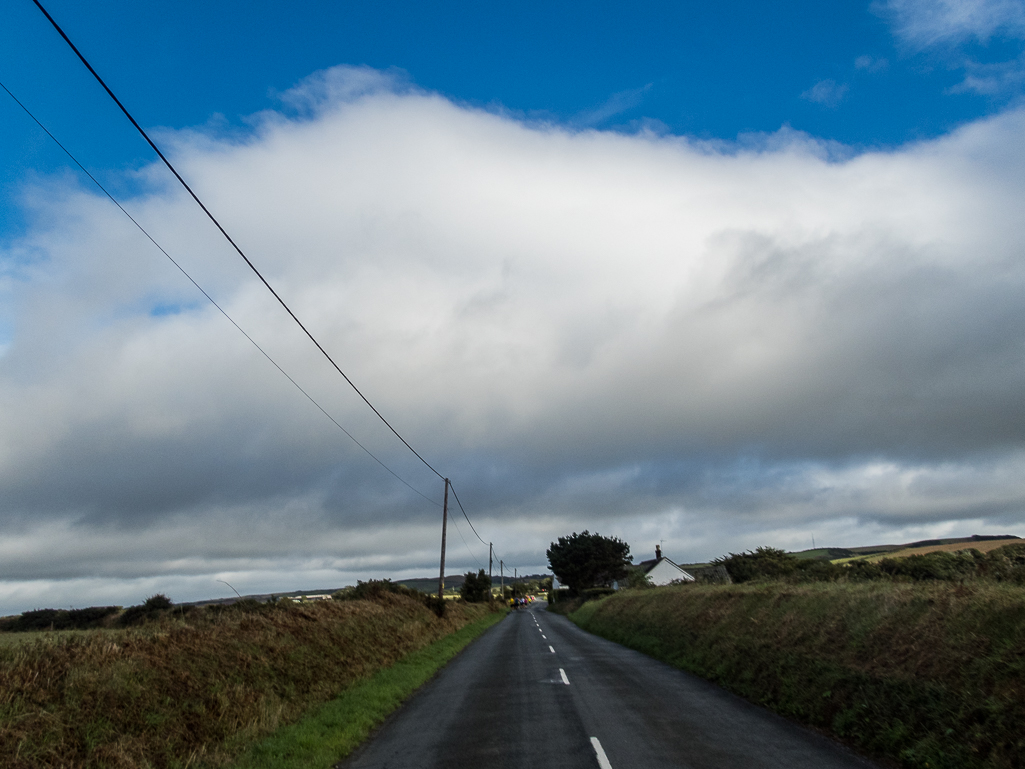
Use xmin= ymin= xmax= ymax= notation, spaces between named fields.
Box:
xmin=627 ymin=568 xmax=654 ymax=589
xmin=118 ymin=594 xmax=174 ymax=627
xmin=334 ymin=579 xmax=423 ymax=602
xmin=459 ymin=569 xmax=492 ymax=603
xmin=0 ymin=606 xmax=122 ymax=633
xmin=713 ymin=547 xmax=800 ymax=583
xmin=984 ymin=543 xmax=1025 ymax=583
xmin=878 ymin=549 xmax=987 ymax=582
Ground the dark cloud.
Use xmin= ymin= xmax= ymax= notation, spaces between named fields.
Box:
xmin=2 ymin=67 xmax=1025 ymax=613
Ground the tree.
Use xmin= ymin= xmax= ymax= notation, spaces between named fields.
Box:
xmin=459 ymin=569 xmax=492 ymax=603
xmin=546 ymin=531 xmax=632 ymax=594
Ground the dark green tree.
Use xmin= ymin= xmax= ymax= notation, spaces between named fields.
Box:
xmin=546 ymin=531 xmax=632 ymax=593
xmin=459 ymin=569 xmax=492 ymax=603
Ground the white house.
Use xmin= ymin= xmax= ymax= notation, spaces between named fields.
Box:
xmin=621 ymin=545 xmax=695 ymax=587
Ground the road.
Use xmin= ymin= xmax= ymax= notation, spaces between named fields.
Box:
xmin=337 ymin=604 xmax=880 ymax=769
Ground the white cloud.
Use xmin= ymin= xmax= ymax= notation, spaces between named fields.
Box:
xmin=877 ymin=0 xmax=1025 ymax=48
xmin=575 ymin=84 xmax=653 ymax=126
xmin=3 ymin=66 xmax=1025 ymax=612
xmin=855 ymin=54 xmax=890 ymax=72
xmin=801 ymin=79 xmax=850 ymax=107
xmin=949 ymin=51 xmax=1025 ymax=91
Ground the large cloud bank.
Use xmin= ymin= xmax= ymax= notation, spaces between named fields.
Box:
xmin=2 ymin=66 xmax=1025 ymax=611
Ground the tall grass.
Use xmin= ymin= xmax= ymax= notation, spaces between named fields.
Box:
xmin=571 ymin=581 xmax=1025 ymax=769
xmin=227 ymin=610 xmax=505 ymax=769
xmin=0 ymin=594 xmax=493 ymax=768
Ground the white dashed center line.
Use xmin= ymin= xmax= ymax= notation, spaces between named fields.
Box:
xmin=559 ymin=668 xmax=570 ymax=685
xmin=591 ymin=737 xmax=613 ymax=769
xmin=549 ymin=645 xmax=555 ymax=653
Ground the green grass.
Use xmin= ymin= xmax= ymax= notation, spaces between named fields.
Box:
xmin=570 ymin=582 xmax=1025 ymax=769
xmin=224 ymin=609 xmax=505 ymax=769
xmin=1 ymin=595 xmax=498 ymax=769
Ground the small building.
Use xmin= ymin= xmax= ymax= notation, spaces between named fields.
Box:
xmin=620 ymin=545 xmax=695 ymax=587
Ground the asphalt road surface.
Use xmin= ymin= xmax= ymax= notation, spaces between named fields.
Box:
xmin=337 ymin=604 xmax=880 ymax=769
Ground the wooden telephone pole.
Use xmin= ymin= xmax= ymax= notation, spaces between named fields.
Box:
xmin=437 ymin=478 xmax=450 ymax=604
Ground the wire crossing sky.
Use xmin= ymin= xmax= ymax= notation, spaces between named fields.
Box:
xmin=30 ymin=0 xmax=449 ymax=485
xmin=1 ymin=0 xmax=1025 ymax=614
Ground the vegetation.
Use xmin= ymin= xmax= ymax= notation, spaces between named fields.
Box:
xmin=0 ymin=606 xmax=121 ymax=632
xmin=227 ymin=609 xmax=505 ymax=769
xmin=714 ymin=542 xmax=1025 ymax=585
xmin=0 ymin=590 xmax=496 ymax=768
xmin=546 ymin=531 xmax=632 ymax=594
xmin=569 ymin=570 xmax=1025 ymax=768
xmin=458 ymin=569 xmax=492 ymax=603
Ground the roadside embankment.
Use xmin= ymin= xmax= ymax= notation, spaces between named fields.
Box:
xmin=569 ymin=581 xmax=1025 ymax=769
xmin=0 ymin=593 xmax=498 ymax=769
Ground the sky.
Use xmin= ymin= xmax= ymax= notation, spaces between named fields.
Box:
xmin=2 ymin=0 xmax=1025 ymax=614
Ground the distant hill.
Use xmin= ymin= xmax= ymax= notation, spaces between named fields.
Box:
xmin=792 ymin=534 xmax=1021 ymax=562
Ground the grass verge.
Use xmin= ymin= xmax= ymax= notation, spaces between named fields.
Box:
xmin=1 ymin=594 xmax=498 ymax=768
xmin=225 ymin=609 xmax=505 ymax=769
xmin=569 ymin=581 xmax=1025 ymax=769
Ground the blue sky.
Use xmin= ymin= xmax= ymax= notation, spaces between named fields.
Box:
xmin=2 ymin=1 xmax=1025 ymax=613
xmin=1 ymin=0 xmax=1021 ymax=192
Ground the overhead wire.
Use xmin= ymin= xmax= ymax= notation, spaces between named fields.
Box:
xmin=448 ymin=516 xmax=484 ymax=570
xmin=28 ymin=0 xmax=507 ymax=563
xmin=32 ymin=0 xmax=445 ymax=481
xmin=0 ymin=78 xmax=441 ymax=509
xmin=448 ymin=481 xmax=488 ymax=546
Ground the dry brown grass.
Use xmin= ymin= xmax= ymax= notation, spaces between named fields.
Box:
xmin=863 ymin=538 xmax=1021 ymax=562
xmin=0 ymin=594 xmax=490 ymax=769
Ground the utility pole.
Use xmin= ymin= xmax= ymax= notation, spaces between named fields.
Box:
xmin=489 ymin=542 xmax=493 ymax=596
xmin=500 ymin=559 xmax=504 ymax=600
xmin=437 ymin=478 xmax=449 ymax=603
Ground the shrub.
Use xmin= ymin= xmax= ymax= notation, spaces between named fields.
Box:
xmin=713 ymin=547 xmax=800 ymax=583
xmin=459 ymin=569 xmax=492 ymax=603
xmin=627 ymin=568 xmax=654 ymax=589
xmin=0 ymin=606 xmax=121 ymax=633
xmin=118 ymin=594 xmax=174 ymax=627
xmin=335 ymin=579 xmax=423 ymax=602
xmin=878 ymin=549 xmax=986 ymax=581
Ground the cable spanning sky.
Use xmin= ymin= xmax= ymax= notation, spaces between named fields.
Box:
xmin=2 ymin=0 xmax=1025 ymax=614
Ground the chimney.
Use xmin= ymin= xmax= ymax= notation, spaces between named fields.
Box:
xmin=655 ymin=544 xmax=662 ymax=560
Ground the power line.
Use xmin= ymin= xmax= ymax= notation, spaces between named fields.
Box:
xmin=0 ymin=78 xmax=441 ymax=510
xmin=28 ymin=1 xmax=505 ymax=566
xmin=449 ymin=516 xmax=484 ymax=570
xmin=448 ymin=481 xmax=488 ymax=546
xmin=32 ymin=0 xmax=445 ymax=481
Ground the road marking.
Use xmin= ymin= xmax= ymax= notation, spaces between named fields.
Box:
xmin=549 ymin=645 xmax=555 ymax=653
xmin=590 ymin=737 xmax=613 ymax=769
xmin=559 ymin=668 xmax=570 ymax=685
xmin=542 ymin=634 xmax=547 ymax=639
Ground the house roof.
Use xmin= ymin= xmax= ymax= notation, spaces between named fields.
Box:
xmin=637 ymin=556 xmax=688 ymax=575
xmin=635 ymin=557 xmax=692 ymax=582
